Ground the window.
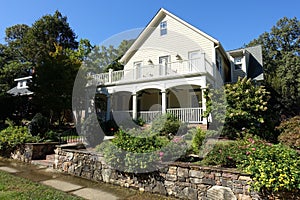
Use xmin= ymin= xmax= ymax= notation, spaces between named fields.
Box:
xmin=234 ymin=57 xmax=243 ymax=70
xmin=234 ymin=64 xmax=242 ymax=70
xmin=160 ymin=21 xmax=167 ymax=36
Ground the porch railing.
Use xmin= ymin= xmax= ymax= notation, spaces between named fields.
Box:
xmin=138 ymin=111 xmax=162 ymax=123
xmin=166 ymin=107 xmax=203 ymax=123
xmin=109 ymin=108 xmax=203 ymax=124
xmin=91 ymin=56 xmax=213 ymax=85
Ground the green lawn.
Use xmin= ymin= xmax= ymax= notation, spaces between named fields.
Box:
xmin=0 ymin=170 xmax=83 ymax=200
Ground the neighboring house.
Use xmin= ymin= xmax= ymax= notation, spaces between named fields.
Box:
xmin=228 ymin=45 xmax=263 ymax=83
xmin=91 ymin=8 xmax=263 ymax=125
xmin=7 ymin=76 xmax=33 ymax=96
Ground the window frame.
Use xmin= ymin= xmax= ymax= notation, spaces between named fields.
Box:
xmin=160 ymin=21 xmax=167 ymax=36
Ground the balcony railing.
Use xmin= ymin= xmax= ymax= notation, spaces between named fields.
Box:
xmin=91 ymin=56 xmax=213 ymax=85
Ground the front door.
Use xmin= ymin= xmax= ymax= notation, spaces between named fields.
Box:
xmin=159 ymin=56 xmax=169 ymax=76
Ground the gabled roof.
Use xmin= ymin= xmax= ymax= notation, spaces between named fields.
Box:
xmin=120 ymin=8 xmax=224 ymax=63
xmin=7 ymin=86 xmax=33 ymax=96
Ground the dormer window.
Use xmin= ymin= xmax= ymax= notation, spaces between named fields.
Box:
xmin=160 ymin=21 xmax=167 ymax=36
xmin=234 ymin=57 xmax=243 ymax=70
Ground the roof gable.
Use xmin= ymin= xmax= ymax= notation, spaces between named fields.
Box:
xmin=120 ymin=8 xmax=221 ymax=63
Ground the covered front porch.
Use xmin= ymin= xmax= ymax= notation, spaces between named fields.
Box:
xmin=96 ymin=85 xmax=207 ymax=124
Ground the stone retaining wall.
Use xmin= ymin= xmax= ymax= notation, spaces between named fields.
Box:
xmin=11 ymin=142 xmax=60 ymax=161
xmin=55 ymin=148 xmax=260 ymax=200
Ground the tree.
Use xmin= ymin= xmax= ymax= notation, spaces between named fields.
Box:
xmin=206 ymin=78 xmax=272 ymax=140
xmin=25 ymin=10 xmax=78 ymax=67
xmin=86 ymin=39 xmax=134 ymax=73
xmin=247 ymin=17 xmax=300 ymax=114
xmin=31 ymin=44 xmax=81 ymax=124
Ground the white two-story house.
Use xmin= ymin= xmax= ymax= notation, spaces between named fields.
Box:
xmin=91 ymin=8 xmax=263 ymax=125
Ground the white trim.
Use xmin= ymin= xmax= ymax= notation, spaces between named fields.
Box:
xmin=14 ymin=76 xmax=32 ymax=82
xmin=120 ymin=8 xmax=222 ymax=64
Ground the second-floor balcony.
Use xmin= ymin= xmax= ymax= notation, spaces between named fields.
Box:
xmin=91 ymin=56 xmax=214 ymax=85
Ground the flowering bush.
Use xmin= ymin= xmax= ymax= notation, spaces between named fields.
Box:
xmin=97 ymin=129 xmax=168 ymax=172
xmin=159 ymin=136 xmax=188 ymax=162
xmin=202 ymin=135 xmax=300 ymax=193
xmin=97 ymin=128 xmax=189 ymax=172
xmin=238 ymin=142 xmax=300 ymax=193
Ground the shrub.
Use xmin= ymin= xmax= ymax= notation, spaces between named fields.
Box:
xmin=204 ymin=77 xmax=272 ymax=140
xmin=97 ymin=129 xmax=167 ymax=172
xmin=190 ymin=127 xmax=206 ymax=154
xmin=159 ymin=136 xmax=188 ymax=162
xmin=28 ymin=113 xmax=49 ymax=137
xmin=97 ymin=128 xmax=189 ymax=172
xmin=238 ymin=142 xmax=300 ymax=193
xmin=200 ymin=140 xmax=241 ymax=167
xmin=43 ymin=130 xmax=60 ymax=142
xmin=151 ymin=113 xmax=186 ymax=137
xmin=0 ymin=120 xmax=40 ymax=156
xmin=277 ymin=116 xmax=300 ymax=149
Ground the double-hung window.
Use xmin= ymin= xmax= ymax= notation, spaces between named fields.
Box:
xmin=160 ymin=21 xmax=167 ymax=36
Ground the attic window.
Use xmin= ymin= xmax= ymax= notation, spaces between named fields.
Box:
xmin=160 ymin=21 xmax=167 ymax=36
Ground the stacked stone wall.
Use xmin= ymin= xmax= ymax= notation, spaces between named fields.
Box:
xmin=55 ymin=148 xmax=260 ymax=200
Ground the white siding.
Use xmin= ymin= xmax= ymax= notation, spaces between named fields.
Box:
xmin=124 ymin=15 xmax=214 ymax=71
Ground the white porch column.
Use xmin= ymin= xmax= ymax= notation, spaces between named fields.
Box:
xmin=106 ymin=94 xmax=111 ymax=121
xmin=161 ymin=89 xmax=167 ymax=114
xmin=132 ymin=93 xmax=137 ymax=121
xmin=201 ymin=88 xmax=208 ymax=124
xmin=108 ymin=69 xmax=113 ymax=83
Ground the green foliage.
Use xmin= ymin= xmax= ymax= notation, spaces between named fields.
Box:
xmin=31 ymin=44 xmax=81 ymax=124
xmin=0 ymin=11 xmax=84 ymax=126
xmin=97 ymin=129 xmax=166 ymax=172
xmin=238 ymin=142 xmax=300 ymax=193
xmin=202 ymin=135 xmax=300 ymax=193
xmin=97 ymin=125 xmax=189 ymax=172
xmin=86 ymin=39 xmax=134 ymax=73
xmin=28 ymin=113 xmax=49 ymax=137
xmin=159 ymin=136 xmax=188 ymax=162
xmin=190 ymin=128 xmax=206 ymax=154
xmin=201 ymin=140 xmax=242 ymax=167
xmin=43 ymin=130 xmax=60 ymax=142
xmin=0 ymin=120 xmax=39 ymax=156
xmin=134 ymin=117 xmax=146 ymax=126
xmin=151 ymin=113 xmax=187 ymax=137
xmin=205 ymin=77 xmax=272 ymax=140
xmin=277 ymin=116 xmax=300 ymax=149
xmin=247 ymin=17 xmax=300 ymax=114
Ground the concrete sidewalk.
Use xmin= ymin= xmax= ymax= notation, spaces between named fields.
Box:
xmin=0 ymin=162 xmax=119 ymax=200
xmin=0 ymin=158 xmax=176 ymax=200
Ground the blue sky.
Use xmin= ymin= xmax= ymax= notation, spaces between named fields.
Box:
xmin=1 ymin=0 xmax=299 ymax=50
